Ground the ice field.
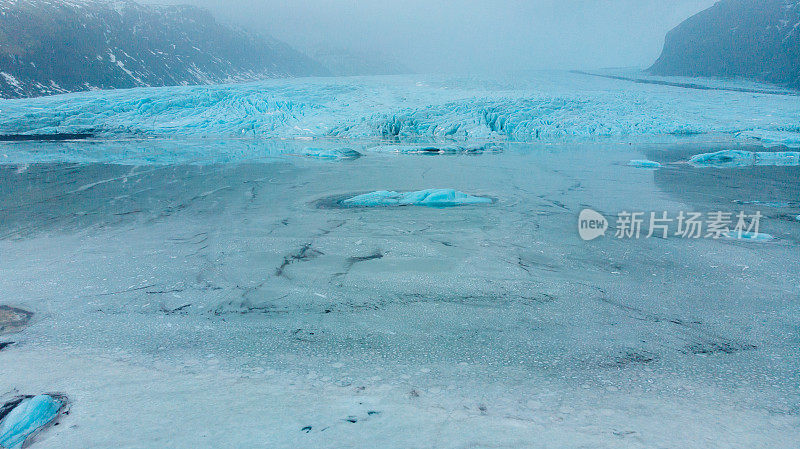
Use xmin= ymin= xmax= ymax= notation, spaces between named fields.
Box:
xmin=1 ymin=71 xmax=800 ymax=146
xmin=0 ymin=72 xmax=799 ymax=448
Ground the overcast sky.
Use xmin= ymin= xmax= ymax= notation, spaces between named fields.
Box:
xmin=144 ymin=0 xmax=717 ymax=73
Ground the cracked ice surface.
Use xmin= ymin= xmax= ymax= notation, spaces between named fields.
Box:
xmin=0 ymin=139 xmax=799 ymax=448
xmin=1 ymin=72 xmax=800 ymax=147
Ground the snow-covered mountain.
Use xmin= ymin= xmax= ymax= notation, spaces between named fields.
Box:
xmin=650 ymin=0 xmax=800 ymax=88
xmin=0 ymin=0 xmax=329 ymax=98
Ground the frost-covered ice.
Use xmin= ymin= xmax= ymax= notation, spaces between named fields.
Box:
xmin=1 ymin=76 xmax=799 ymax=448
xmin=1 ymin=72 xmax=800 ymax=147
xmin=341 ymin=189 xmax=493 ymax=208
xmin=627 ymin=159 xmax=662 ymax=169
xmin=0 ymin=395 xmax=63 ymax=449
xmin=1 ymin=140 xmax=798 ymax=449
xmin=689 ymin=149 xmax=800 ymax=168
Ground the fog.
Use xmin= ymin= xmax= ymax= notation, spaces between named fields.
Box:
xmin=144 ymin=0 xmax=717 ymax=74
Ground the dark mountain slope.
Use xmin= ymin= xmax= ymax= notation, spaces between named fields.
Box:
xmin=0 ymin=0 xmax=329 ymax=98
xmin=650 ymin=0 xmax=800 ymax=88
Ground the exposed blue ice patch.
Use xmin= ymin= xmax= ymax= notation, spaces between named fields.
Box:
xmin=366 ymin=144 xmax=501 ymax=155
xmin=0 ymin=395 xmax=63 ymax=449
xmin=723 ymin=231 xmax=775 ymax=242
xmin=689 ymin=150 xmax=756 ymax=168
xmin=342 ymin=189 xmax=493 ymax=208
xmin=627 ymin=159 xmax=662 ymax=169
xmin=738 ymin=129 xmax=800 ymax=148
xmin=689 ymin=150 xmax=800 ymax=168
xmin=295 ymin=148 xmax=361 ymax=160
xmin=755 ymin=151 xmax=800 ymax=166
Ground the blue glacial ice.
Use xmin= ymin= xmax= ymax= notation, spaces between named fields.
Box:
xmin=0 ymin=395 xmax=63 ymax=449
xmin=723 ymin=231 xmax=776 ymax=242
xmin=366 ymin=144 xmax=501 ymax=154
xmin=2 ymin=73 xmax=800 ymax=148
xmin=737 ymin=130 xmax=800 ymax=148
xmin=294 ymin=148 xmax=362 ymax=159
xmin=341 ymin=189 xmax=493 ymax=208
xmin=627 ymin=159 xmax=662 ymax=169
xmin=689 ymin=150 xmax=800 ymax=168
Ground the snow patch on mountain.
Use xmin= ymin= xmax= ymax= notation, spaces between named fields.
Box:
xmin=0 ymin=0 xmax=327 ymax=99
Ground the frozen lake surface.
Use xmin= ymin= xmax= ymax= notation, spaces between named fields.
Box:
xmin=1 ymin=73 xmax=799 ymax=448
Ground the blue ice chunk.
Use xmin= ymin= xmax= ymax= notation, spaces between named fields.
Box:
xmin=795 ymin=215 xmax=800 ymax=221
xmin=342 ymin=190 xmax=401 ymax=207
xmin=0 ymin=395 xmax=63 ymax=449
xmin=367 ymin=145 xmax=445 ymax=154
xmin=756 ymin=151 xmax=800 ymax=166
xmin=689 ymin=150 xmax=800 ymax=168
xmin=399 ymin=189 xmax=493 ymax=207
xmin=342 ymin=189 xmax=492 ymax=208
xmin=627 ymin=159 xmax=662 ymax=169
xmin=738 ymin=130 xmax=800 ymax=148
xmin=297 ymin=148 xmax=361 ymax=159
xmin=723 ymin=231 xmax=775 ymax=242
xmin=688 ymin=150 xmax=756 ymax=168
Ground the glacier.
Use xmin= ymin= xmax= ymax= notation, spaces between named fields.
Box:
xmin=1 ymin=72 xmax=799 ymax=449
xmin=0 ymin=72 xmax=800 ymax=149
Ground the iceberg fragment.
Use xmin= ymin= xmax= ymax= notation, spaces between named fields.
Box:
xmin=341 ymin=189 xmax=493 ymax=208
xmin=755 ymin=151 xmax=800 ymax=167
xmin=723 ymin=231 xmax=775 ymax=242
xmin=795 ymin=215 xmax=800 ymax=221
xmin=0 ymin=395 xmax=64 ymax=449
xmin=627 ymin=160 xmax=662 ymax=169
xmin=295 ymin=148 xmax=361 ymax=160
xmin=689 ymin=150 xmax=800 ymax=168
xmin=738 ymin=130 xmax=800 ymax=148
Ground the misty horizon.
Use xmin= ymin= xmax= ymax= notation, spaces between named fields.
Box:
xmin=139 ymin=0 xmax=718 ymax=74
